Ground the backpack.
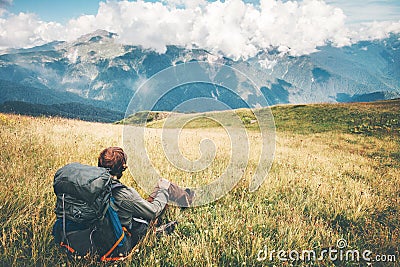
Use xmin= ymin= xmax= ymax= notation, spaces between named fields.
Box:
xmin=52 ymin=163 xmax=133 ymax=261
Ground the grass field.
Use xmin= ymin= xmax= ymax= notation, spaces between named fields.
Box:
xmin=0 ymin=100 xmax=399 ymax=266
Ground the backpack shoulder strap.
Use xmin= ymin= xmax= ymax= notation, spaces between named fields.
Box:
xmin=111 ymin=181 xmax=127 ymax=191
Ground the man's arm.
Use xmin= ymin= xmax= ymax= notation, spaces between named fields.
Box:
xmin=113 ymin=179 xmax=171 ymax=221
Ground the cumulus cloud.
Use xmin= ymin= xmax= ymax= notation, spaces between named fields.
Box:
xmin=351 ymin=20 xmax=400 ymax=42
xmin=0 ymin=12 xmax=64 ymax=49
xmin=326 ymin=0 xmax=400 ymax=24
xmin=0 ymin=0 xmax=400 ymax=58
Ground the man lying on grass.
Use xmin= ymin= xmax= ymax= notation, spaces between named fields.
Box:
xmin=52 ymin=147 xmax=194 ymax=261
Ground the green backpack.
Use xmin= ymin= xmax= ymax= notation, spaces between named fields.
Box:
xmin=53 ymin=163 xmax=131 ymax=261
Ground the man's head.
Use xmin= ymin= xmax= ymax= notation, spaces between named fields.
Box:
xmin=98 ymin=147 xmax=127 ymax=179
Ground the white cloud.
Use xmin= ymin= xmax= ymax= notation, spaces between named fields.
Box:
xmin=350 ymin=20 xmax=400 ymax=42
xmin=326 ymin=0 xmax=400 ymax=24
xmin=0 ymin=12 xmax=64 ymax=49
xmin=0 ymin=0 xmax=399 ymax=58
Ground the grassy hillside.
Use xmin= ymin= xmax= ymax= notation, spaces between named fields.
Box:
xmin=136 ymin=99 xmax=400 ymax=137
xmin=0 ymin=100 xmax=399 ymax=266
xmin=270 ymin=99 xmax=400 ymax=135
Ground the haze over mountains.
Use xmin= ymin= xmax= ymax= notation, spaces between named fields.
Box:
xmin=0 ymin=29 xmax=399 ymax=121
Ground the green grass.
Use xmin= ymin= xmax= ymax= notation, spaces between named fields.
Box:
xmin=269 ymin=99 xmax=400 ymax=135
xmin=0 ymin=100 xmax=399 ymax=266
xmin=116 ymin=111 xmax=177 ymax=126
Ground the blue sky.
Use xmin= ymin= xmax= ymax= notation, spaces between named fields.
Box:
xmin=8 ymin=0 xmax=101 ymax=23
xmin=6 ymin=0 xmax=400 ymax=24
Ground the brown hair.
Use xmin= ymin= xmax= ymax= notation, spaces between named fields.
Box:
xmin=98 ymin=147 xmax=127 ymax=178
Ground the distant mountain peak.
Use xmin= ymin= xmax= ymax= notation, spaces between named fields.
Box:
xmin=56 ymin=29 xmax=118 ymax=51
xmin=56 ymin=29 xmax=123 ymax=63
xmin=76 ymin=30 xmax=118 ymax=44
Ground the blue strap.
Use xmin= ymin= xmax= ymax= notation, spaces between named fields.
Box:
xmin=108 ymin=197 xmax=126 ymax=247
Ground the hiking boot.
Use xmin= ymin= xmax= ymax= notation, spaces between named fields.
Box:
xmin=148 ymin=181 xmax=196 ymax=207
xmin=168 ymin=183 xmax=196 ymax=208
xmin=155 ymin=221 xmax=178 ymax=236
xmin=179 ymin=188 xmax=195 ymax=210
xmin=185 ymin=188 xmax=195 ymax=204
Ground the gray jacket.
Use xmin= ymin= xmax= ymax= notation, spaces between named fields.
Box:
xmin=110 ymin=179 xmax=169 ymax=227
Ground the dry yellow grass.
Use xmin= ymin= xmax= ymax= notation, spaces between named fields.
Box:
xmin=0 ymin=111 xmax=398 ymax=266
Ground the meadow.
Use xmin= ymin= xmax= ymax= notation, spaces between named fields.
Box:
xmin=0 ymin=99 xmax=399 ymax=266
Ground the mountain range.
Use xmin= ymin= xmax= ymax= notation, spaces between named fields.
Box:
xmin=0 ymin=29 xmax=399 ymax=121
